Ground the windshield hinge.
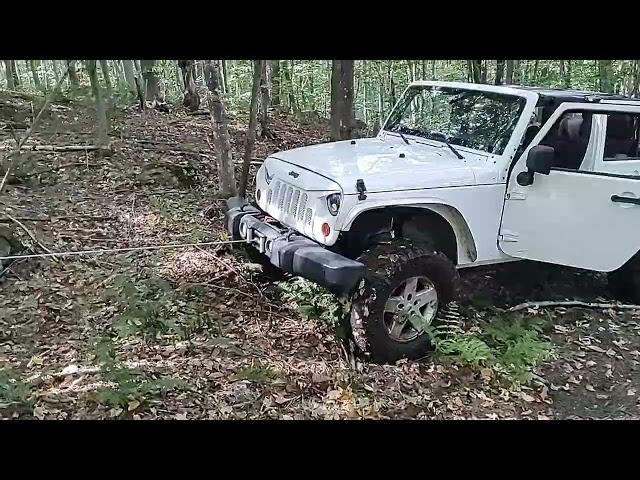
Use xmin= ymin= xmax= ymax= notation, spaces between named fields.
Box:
xmin=356 ymin=178 xmax=367 ymax=200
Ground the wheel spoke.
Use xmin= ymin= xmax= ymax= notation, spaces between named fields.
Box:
xmin=389 ymin=318 xmax=406 ymax=338
xmin=403 ymin=277 xmax=419 ymax=298
xmin=414 ymin=286 xmax=437 ymax=308
xmin=384 ymin=295 xmax=405 ymax=313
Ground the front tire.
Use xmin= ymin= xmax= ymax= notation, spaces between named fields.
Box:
xmin=349 ymin=239 xmax=459 ymax=364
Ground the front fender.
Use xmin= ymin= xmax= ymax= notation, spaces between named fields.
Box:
xmin=341 ymin=196 xmax=478 ymax=265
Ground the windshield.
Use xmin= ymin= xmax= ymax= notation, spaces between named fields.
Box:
xmin=383 ymin=85 xmax=526 ymax=155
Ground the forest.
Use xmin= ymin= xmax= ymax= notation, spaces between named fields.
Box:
xmin=0 ymin=59 xmax=639 ymax=420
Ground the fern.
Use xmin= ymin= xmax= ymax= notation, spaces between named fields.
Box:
xmin=278 ymin=277 xmax=344 ymax=326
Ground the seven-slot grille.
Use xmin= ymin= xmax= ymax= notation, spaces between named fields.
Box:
xmin=267 ymin=180 xmax=313 ymax=225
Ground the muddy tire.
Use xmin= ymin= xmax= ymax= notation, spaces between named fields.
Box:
xmin=349 ymin=239 xmax=459 ymax=364
xmin=608 ymin=257 xmax=640 ymax=303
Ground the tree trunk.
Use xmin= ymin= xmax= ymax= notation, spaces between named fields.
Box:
xmin=495 ymin=60 xmax=505 ymax=85
xmin=532 ymin=60 xmax=540 ymax=82
xmin=259 ymin=60 xmax=271 ymax=138
xmin=221 ymin=60 xmax=228 ymax=94
xmin=565 ymin=60 xmax=572 ymax=89
xmin=66 ymin=60 xmax=79 ymax=88
xmin=85 ymin=60 xmax=108 ymax=147
xmin=203 ymin=60 xmax=236 ymax=197
xmin=632 ymin=60 xmax=640 ymax=98
xmin=179 ymin=60 xmax=200 ymax=112
xmin=330 ymin=60 xmax=355 ymax=141
xmin=505 ymin=60 xmax=514 ymax=85
xmin=480 ymin=60 xmax=487 ymax=83
xmin=469 ymin=60 xmax=482 ymax=83
xmin=122 ymin=60 xmax=137 ymax=95
xmin=3 ymin=61 xmax=15 ymax=89
xmin=140 ymin=60 xmax=164 ymax=106
xmin=270 ymin=60 xmax=280 ymax=106
xmin=99 ymin=60 xmax=113 ymax=99
xmin=51 ymin=60 xmax=60 ymax=83
xmin=281 ymin=60 xmax=296 ymax=113
xmin=239 ymin=60 xmax=263 ymax=198
xmin=28 ymin=60 xmax=41 ymax=89
xmin=598 ymin=60 xmax=614 ymax=93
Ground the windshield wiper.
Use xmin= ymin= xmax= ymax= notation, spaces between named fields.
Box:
xmin=428 ymin=131 xmax=465 ymax=160
xmin=397 ymin=131 xmax=410 ymax=145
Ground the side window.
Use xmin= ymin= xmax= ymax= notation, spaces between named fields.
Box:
xmin=603 ymin=113 xmax=640 ymax=161
xmin=538 ymin=111 xmax=593 ymax=170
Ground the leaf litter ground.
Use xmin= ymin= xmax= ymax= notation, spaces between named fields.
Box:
xmin=0 ymin=95 xmax=638 ymax=419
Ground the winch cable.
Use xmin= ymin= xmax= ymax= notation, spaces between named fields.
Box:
xmin=0 ymin=239 xmax=249 ymax=261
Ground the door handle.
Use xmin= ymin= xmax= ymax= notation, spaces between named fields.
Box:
xmin=611 ymin=194 xmax=640 ymax=205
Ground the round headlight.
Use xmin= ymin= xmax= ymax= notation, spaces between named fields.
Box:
xmin=327 ymin=193 xmax=341 ymax=216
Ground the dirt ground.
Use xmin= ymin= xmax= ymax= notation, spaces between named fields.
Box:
xmin=1 ymin=93 xmax=638 ymax=419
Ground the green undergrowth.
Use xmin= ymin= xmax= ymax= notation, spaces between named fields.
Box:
xmin=278 ymin=277 xmax=554 ymax=386
xmin=91 ymin=337 xmax=185 ymax=413
xmin=104 ymin=275 xmax=218 ymax=345
xmin=423 ymin=314 xmax=555 ymax=386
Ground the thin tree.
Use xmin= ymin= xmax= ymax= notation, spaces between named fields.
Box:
xmin=258 ymin=60 xmax=271 ymax=138
xmin=3 ymin=61 xmax=15 ymax=89
xmin=505 ymin=60 xmax=514 ymax=85
xmin=495 ymin=60 xmax=505 ymax=85
xmin=122 ymin=60 xmax=137 ymax=96
xmin=66 ymin=60 xmax=79 ymax=88
xmin=178 ymin=60 xmax=200 ymax=112
xmin=599 ymin=60 xmax=614 ymax=93
xmin=99 ymin=60 xmax=113 ymax=100
xmin=86 ymin=60 xmax=108 ymax=147
xmin=239 ymin=60 xmax=263 ymax=198
xmin=203 ymin=60 xmax=237 ymax=197
xmin=270 ymin=60 xmax=280 ymax=106
xmin=330 ymin=60 xmax=355 ymax=141
xmin=140 ymin=60 xmax=164 ymax=108
xmin=28 ymin=60 xmax=41 ymax=89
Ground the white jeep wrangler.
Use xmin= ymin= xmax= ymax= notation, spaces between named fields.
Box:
xmin=226 ymin=81 xmax=640 ymax=363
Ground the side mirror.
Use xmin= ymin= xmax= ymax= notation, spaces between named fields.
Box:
xmin=527 ymin=145 xmax=555 ymax=174
xmin=517 ymin=145 xmax=555 ymax=186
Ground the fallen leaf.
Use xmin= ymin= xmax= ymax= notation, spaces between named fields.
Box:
xmin=128 ymin=400 xmax=141 ymax=411
xmin=520 ymin=392 xmax=536 ymax=403
xmin=585 ymin=384 xmax=595 ymax=392
xmin=60 ymin=365 xmax=79 ymax=376
xmin=585 ymin=345 xmax=607 ymax=353
xmin=174 ymin=412 xmax=188 ymax=420
xmin=33 ymin=406 xmax=47 ymax=420
xmin=627 ymin=389 xmax=636 ymax=396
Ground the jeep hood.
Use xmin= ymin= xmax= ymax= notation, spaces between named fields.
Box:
xmin=268 ymin=137 xmax=478 ymax=194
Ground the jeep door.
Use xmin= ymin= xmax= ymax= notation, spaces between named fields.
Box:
xmin=499 ymin=102 xmax=640 ymax=272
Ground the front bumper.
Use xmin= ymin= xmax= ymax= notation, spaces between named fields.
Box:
xmin=225 ymin=196 xmax=364 ymax=295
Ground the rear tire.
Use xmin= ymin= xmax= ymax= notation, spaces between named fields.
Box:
xmin=349 ymin=239 xmax=459 ymax=364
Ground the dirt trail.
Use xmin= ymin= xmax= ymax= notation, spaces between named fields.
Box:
xmin=1 ymin=95 xmax=638 ymax=419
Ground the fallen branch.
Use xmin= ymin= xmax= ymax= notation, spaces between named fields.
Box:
xmin=0 ymin=214 xmax=114 ymax=222
xmin=4 ymin=213 xmax=59 ymax=262
xmin=0 ymin=144 xmax=111 ymax=153
xmin=507 ymin=300 xmax=640 ymax=312
xmin=24 ymin=162 xmax=102 ymax=178
xmin=186 ymin=110 xmax=210 ymax=116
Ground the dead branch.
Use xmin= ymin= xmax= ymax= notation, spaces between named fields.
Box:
xmin=507 ymin=300 xmax=640 ymax=312
xmin=0 ymin=144 xmax=111 ymax=153
xmin=4 ymin=213 xmax=59 ymax=262
xmin=0 ymin=214 xmax=114 ymax=222
xmin=186 ymin=110 xmax=210 ymax=116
